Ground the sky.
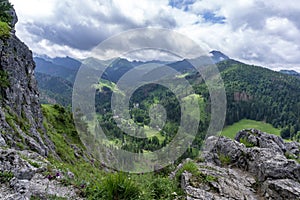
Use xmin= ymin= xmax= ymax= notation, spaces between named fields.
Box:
xmin=9 ymin=0 xmax=300 ymax=72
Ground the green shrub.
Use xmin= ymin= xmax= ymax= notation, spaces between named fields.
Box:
xmin=0 ymin=1 xmax=13 ymax=24
xmin=87 ymin=173 xmax=140 ymax=200
xmin=284 ymin=152 xmax=299 ymax=163
xmin=280 ymin=127 xmax=291 ymax=139
xmin=16 ymin=142 xmax=25 ymax=150
xmin=205 ymin=174 xmax=217 ymax=182
xmin=4 ymin=109 xmax=30 ymax=135
xmin=0 ymin=21 xmax=10 ymax=39
xmin=47 ymin=158 xmax=181 ymax=200
xmin=146 ymin=175 xmax=180 ymax=199
xmin=130 ymin=173 xmax=182 ymax=200
xmin=175 ymin=161 xmax=199 ymax=182
xmin=173 ymin=161 xmax=218 ymax=191
xmin=85 ymin=173 xmax=181 ymax=200
xmin=189 ymin=172 xmax=218 ymax=188
xmin=28 ymin=160 xmax=41 ymax=168
xmin=0 ymin=171 xmax=14 ymax=183
xmin=0 ymin=69 xmax=9 ymax=88
xmin=5 ymin=112 xmax=18 ymax=132
xmin=240 ymin=137 xmax=255 ymax=148
xmin=219 ymin=153 xmax=231 ymax=166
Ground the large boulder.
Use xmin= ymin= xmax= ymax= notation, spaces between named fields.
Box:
xmin=181 ymin=129 xmax=300 ymax=200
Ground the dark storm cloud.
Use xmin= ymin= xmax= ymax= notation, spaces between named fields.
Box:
xmin=21 ymin=0 xmax=178 ymax=51
xmin=25 ymin=22 xmax=112 ymax=50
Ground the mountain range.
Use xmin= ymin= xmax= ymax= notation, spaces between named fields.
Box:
xmin=34 ymin=51 xmax=300 ymax=141
xmin=34 ymin=50 xmax=229 ymax=105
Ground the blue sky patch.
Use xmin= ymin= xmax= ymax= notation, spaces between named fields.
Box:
xmin=169 ymin=0 xmax=196 ymax=11
xmin=202 ymin=11 xmax=226 ymax=24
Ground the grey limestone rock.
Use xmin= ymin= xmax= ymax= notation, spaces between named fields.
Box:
xmin=181 ymin=129 xmax=300 ymax=200
xmin=0 ymin=4 xmax=54 ymax=156
xmin=0 ymin=148 xmax=82 ymax=200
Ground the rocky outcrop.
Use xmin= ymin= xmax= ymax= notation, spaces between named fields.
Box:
xmin=0 ymin=148 xmax=81 ymax=200
xmin=181 ymin=129 xmax=300 ymax=200
xmin=182 ymin=163 xmax=259 ymax=200
xmin=0 ymin=1 xmax=53 ymax=156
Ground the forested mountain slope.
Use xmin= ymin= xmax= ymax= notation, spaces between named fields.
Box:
xmin=218 ymin=60 xmax=300 ymax=140
xmin=36 ymin=72 xmax=73 ymax=106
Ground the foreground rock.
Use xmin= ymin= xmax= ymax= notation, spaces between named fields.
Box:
xmin=181 ymin=129 xmax=300 ymax=200
xmin=182 ymin=163 xmax=258 ymax=200
xmin=0 ymin=148 xmax=81 ymax=200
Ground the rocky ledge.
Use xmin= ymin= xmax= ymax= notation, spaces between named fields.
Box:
xmin=0 ymin=148 xmax=81 ymax=200
xmin=181 ymin=129 xmax=300 ymax=200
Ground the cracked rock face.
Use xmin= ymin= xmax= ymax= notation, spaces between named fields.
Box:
xmin=182 ymin=163 xmax=258 ymax=200
xmin=0 ymin=6 xmax=80 ymax=198
xmin=181 ymin=129 xmax=300 ymax=200
xmin=0 ymin=5 xmax=54 ymax=156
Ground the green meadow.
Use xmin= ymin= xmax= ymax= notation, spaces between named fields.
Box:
xmin=221 ymin=119 xmax=281 ymax=139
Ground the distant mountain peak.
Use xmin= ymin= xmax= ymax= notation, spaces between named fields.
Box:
xmin=279 ymin=69 xmax=299 ymax=75
xmin=279 ymin=69 xmax=300 ymax=78
xmin=209 ymin=50 xmax=230 ymax=63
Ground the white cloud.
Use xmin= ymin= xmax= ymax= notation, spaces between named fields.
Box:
xmin=11 ymin=0 xmax=56 ymax=18
xmin=9 ymin=0 xmax=300 ymax=71
xmin=265 ymin=17 xmax=300 ymax=41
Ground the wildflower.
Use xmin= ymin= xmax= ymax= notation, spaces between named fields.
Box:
xmin=47 ymin=174 xmax=53 ymax=180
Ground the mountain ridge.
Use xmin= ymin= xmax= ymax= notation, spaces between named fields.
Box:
xmin=280 ymin=69 xmax=300 ymax=78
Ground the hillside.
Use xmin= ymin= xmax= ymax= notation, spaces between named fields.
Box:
xmin=34 ymin=57 xmax=79 ymax=83
xmin=218 ymin=60 xmax=300 ymax=140
xmin=36 ymin=72 xmax=72 ymax=106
